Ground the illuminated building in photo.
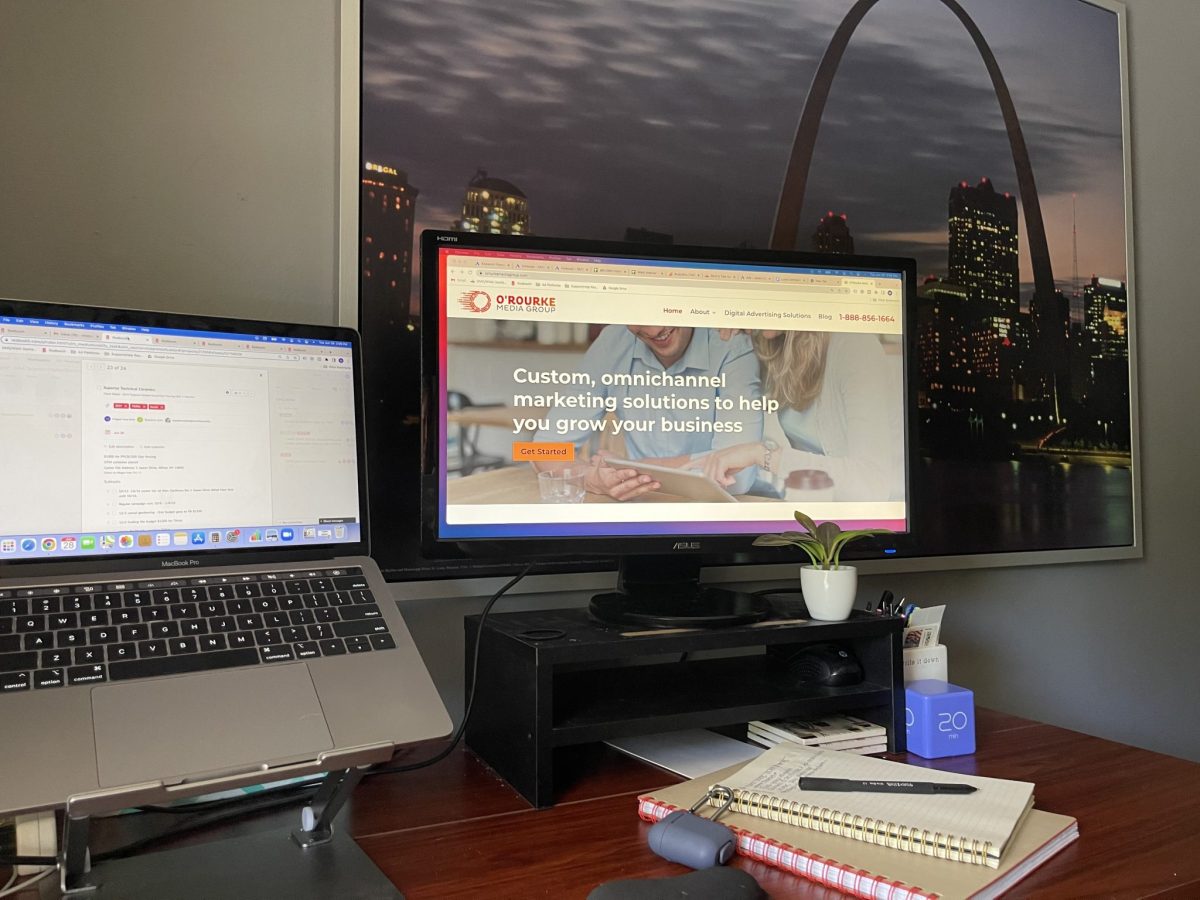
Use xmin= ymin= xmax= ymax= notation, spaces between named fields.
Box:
xmin=453 ymin=169 xmax=529 ymax=234
xmin=360 ymin=161 xmax=417 ymax=320
xmin=1080 ymin=274 xmax=1129 ymax=420
xmin=1083 ymin=275 xmax=1128 ymax=361
xmin=916 ymin=278 xmax=971 ymax=406
xmin=1073 ymin=274 xmax=1130 ymax=433
xmin=919 ymin=273 xmax=1026 ymax=411
xmin=811 ymin=211 xmax=854 ymax=254
xmin=947 ymin=177 xmax=1019 ymax=337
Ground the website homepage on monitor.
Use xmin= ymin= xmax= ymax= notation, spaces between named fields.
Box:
xmin=436 ymin=246 xmax=907 ymax=540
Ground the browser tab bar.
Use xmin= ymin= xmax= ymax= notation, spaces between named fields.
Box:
xmin=444 ymin=250 xmax=903 ymax=336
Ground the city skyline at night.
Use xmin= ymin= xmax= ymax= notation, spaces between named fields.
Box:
xmin=363 ymin=0 xmax=1128 ymax=296
xmin=359 ymin=0 xmax=1135 ymax=572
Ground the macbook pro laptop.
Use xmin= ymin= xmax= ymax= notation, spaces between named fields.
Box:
xmin=0 ymin=298 xmax=451 ymax=816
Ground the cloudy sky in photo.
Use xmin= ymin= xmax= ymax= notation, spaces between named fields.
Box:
xmin=362 ymin=0 xmax=1127 ymax=290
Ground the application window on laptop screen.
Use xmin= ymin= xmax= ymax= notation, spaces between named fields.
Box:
xmin=0 ymin=313 xmax=362 ymax=562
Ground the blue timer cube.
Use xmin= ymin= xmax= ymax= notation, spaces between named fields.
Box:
xmin=905 ymin=680 xmax=976 ymax=759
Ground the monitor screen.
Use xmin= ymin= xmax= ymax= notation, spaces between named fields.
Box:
xmin=0 ymin=302 xmax=364 ymax=567
xmin=423 ymin=232 xmax=915 ymax=564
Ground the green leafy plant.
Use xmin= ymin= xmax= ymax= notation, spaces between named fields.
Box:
xmin=752 ymin=511 xmax=890 ymax=570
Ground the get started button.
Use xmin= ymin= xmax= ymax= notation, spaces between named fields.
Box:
xmin=512 ymin=442 xmax=575 ymax=462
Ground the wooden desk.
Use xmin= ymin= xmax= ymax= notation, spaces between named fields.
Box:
xmin=353 ymin=711 xmax=1200 ymax=898
xmin=14 ymin=708 xmax=1196 ymax=898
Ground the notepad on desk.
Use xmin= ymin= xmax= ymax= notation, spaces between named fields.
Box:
xmin=638 ymin=758 xmax=1078 ymax=900
xmin=712 ymin=744 xmax=1035 ymax=868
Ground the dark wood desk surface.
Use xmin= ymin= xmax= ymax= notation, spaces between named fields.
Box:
xmin=7 ymin=708 xmax=1200 ymax=898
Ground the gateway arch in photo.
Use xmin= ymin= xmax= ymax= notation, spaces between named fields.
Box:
xmin=771 ymin=0 xmax=1067 ymax=395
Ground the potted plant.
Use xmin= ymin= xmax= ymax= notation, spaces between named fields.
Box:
xmin=753 ymin=512 xmax=889 ymax=621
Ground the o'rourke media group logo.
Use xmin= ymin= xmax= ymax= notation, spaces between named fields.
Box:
xmin=458 ymin=290 xmax=492 ymax=313
xmin=458 ymin=289 xmax=559 ymax=315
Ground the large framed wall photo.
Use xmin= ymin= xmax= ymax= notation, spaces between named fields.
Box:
xmin=360 ymin=0 xmax=1138 ymax=578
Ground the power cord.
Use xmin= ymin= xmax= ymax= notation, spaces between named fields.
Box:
xmin=0 ymin=786 xmax=336 ymax=876
xmin=0 ymin=865 xmax=56 ymax=898
xmin=0 ymin=820 xmax=55 ymax=879
xmin=0 ymin=856 xmax=56 ymax=868
xmin=93 ymin=788 xmax=321 ymax=863
xmin=368 ymin=561 xmax=535 ymax=776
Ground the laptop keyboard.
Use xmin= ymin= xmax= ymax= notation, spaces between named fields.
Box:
xmin=0 ymin=567 xmax=394 ymax=693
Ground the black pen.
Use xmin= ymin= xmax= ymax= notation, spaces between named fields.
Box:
xmin=876 ymin=590 xmax=894 ymax=613
xmin=799 ymin=777 xmax=977 ymax=794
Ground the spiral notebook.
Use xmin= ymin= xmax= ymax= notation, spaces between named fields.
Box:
xmin=638 ymin=764 xmax=1078 ymax=900
xmin=713 ymin=744 xmax=1035 ymax=868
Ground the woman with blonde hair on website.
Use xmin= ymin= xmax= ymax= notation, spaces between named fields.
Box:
xmin=701 ymin=329 xmax=902 ymax=501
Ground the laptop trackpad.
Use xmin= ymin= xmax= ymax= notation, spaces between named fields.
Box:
xmin=92 ymin=664 xmax=335 ymax=789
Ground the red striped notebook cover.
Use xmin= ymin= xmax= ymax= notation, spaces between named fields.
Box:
xmin=638 ymin=796 xmax=938 ymax=900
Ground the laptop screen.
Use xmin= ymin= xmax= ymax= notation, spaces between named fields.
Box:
xmin=0 ymin=306 xmax=363 ymax=565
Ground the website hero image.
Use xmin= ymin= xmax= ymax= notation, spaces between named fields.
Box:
xmin=439 ymin=249 xmax=907 ymax=539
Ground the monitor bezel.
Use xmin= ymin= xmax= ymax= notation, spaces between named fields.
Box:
xmin=418 ymin=229 xmax=920 ymax=565
xmin=0 ymin=297 xmax=372 ymax=579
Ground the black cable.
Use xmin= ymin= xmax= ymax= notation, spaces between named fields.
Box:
xmin=3 ymin=791 xmax=314 ymax=869
xmin=368 ymin=561 xmax=535 ymax=776
xmin=0 ymin=855 xmax=57 ymax=867
xmin=92 ymin=788 xmax=312 ymax=863
xmin=0 ymin=790 xmax=320 ymax=876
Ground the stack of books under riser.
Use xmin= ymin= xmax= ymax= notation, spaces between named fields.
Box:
xmin=747 ymin=713 xmax=887 ymax=755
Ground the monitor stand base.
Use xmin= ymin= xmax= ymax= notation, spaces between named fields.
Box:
xmin=589 ymin=586 xmax=769 ymax=629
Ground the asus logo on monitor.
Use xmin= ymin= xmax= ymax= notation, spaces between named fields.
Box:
xmin=672 ymin=541 xmax=701 ymax=550
xmin=161 ymin=559 xmax=201 ymax=568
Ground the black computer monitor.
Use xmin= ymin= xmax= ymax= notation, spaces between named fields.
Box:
xmin=419 ymin=230 xmax=918 ymax=627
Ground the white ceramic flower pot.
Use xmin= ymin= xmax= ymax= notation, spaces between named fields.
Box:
xmin=800 ymin=565 xmax=858 ymax=621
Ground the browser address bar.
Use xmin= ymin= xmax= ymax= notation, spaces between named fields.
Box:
xmin=458 ymin=276 xmax=860 ymax=297
xmin=0 ymin=335 xmax=310 ymax=363
xmin=455 ymin=283 xmax=896 ymax=306
xmin=0 ymin=334 xmax=107 ymax=349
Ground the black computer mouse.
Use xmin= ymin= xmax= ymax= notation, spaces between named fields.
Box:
xmin=778 ymin=643 xmax=864 ymax=687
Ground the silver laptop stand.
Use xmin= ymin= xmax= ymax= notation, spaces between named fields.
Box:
xmin=57 ymin=745 xmax=401 ymax=899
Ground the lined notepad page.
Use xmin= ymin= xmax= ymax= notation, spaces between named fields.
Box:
xmin=719 ymin=745 xmax=1034 ymax=856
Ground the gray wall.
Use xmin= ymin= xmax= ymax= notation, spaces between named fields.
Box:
xmin=923 ymin=0 xmax=1200 ymax=762
xmin=0 ymin=0 xmax=355 ymax=325
xmin=2 ymin=0 xmax=1197 ymax=761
